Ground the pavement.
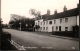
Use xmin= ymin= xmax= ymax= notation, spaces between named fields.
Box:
xmin=0 ymin=31 xmax=17 ymax=50
xmin=3 ymin=29 xmax=79 ymax=51
xmin=30 ymin=31 xmax=79 ymax=41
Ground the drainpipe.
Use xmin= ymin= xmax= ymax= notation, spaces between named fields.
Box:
xmin=78 ymin=1 xmax=80 ymax=51
xmin=76 ymin=16 xmax=77 ymax=26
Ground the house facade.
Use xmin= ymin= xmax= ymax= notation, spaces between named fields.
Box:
xmin=35 ymin=5 xmax=79 ymax=33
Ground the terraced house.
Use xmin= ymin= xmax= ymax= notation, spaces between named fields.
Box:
xmin=35 ymin=5 xmax=79 ymax=34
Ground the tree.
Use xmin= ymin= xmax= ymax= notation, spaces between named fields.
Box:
xmin=29 ymin=9 xmax=37 ymax=16
xmin=29 ymin=9 xmax=41 ymax=17
xmin=9 ymin=14 xmax=35 ymax=31
xmin=0 ymin=17 xmax=2 ymax=32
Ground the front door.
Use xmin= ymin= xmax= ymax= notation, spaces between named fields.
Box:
xmin=52 ymin=26 xmax=54 ymax=32
xmin=59 ymin=26 xmax=61 ymax=31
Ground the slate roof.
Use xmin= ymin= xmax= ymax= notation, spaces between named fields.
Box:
xmin=35 ymin=8 xmax=79 ymax=20
xmin=35 ymin=16 xmax=41 ymax=20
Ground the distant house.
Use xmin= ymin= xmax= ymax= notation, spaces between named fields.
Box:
xmin=34 ymin=5 xmax=79 ymax=33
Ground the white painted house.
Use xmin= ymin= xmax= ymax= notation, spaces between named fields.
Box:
xmin=35 ymin=5 xmax=79 ymax=33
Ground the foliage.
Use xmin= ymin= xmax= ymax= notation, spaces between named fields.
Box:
xmin=29 ymin=9 xmax=41 ymax=17
xmin=9 ymin=14 xmax=35 ymax=30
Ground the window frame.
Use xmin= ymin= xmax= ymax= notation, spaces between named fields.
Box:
xmin=43 ymin=27 xmax=45 ymax=30
xmin=65 ymin=27 xmax=68 ymax=31
xmin=44 ymin=21 xmax=45 ymax=25
xmin=60 ymin=18 xmax=62 ymax=23
xmin=65 ymin=18 xmax=68 ymax=22
xmin=54 ymin=20 xmax=56 ymax=24
xmin=49 ymin=21 xmax=52 ymax=24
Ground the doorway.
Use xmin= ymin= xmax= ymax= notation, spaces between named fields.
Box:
xmin=59 ymin=26 xmax=61 ymax=31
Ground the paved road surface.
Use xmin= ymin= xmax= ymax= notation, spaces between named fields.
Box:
xmin=3 ymin=29 xmax=79 ymax=51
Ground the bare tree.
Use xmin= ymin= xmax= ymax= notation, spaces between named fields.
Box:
xmin=37 ymin=11 xmax=41 ymax=17
xmin=29 ymin=9 xmax=37 ymax=16
xmin=29 ymin=9 xmax=41 ymax=17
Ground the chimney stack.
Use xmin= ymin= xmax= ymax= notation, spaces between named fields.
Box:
xmin=63 ymin=5 xmax=67 ymax=12
xmin=47 ymin=9 xmax=50 ymax=15
xmin=54 ymin=9 xmax=57 ymax=14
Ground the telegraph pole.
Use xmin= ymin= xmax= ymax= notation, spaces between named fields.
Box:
xmin=19 ymin=22 xmax=21 ymax=31
xmin=19 ymin=17 xmax=21 ymax=31
xmin=0 ymin=0 xmax=2 ymax=33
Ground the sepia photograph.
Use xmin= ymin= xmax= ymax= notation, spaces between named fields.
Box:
xmin=0 ymin=0 xmax=80 ymax=51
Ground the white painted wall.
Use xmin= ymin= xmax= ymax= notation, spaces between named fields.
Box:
xmin=47 ymin=16 xmax=77 ymax=32
xmin=35 ymin=16 xmax=78 ymax=32
xmin=77 ymin=15 xmax=79 ymax=26
xmin=35 ymin=19 xmax=43 ymax=31
xmin=60 ymin=16 xmax=77 ymax=31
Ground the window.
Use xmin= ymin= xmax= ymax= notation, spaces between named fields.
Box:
xmin=65 ymin=27 xmax=68 ymax=31
xmin=54 ymin=20 xmax=56 ymax=24
xmin=52 ymin=26 xmax=54 ymax=31
xmin=59 ymin=26 xmax=61 ymax=31
xmin=38 ymin=21 xmax=39 ymax=22
xmin=43 ymin=27 xmax=45 ymax=30
xmin=41 ymin=27 xmax=42 ymax=30
xmin=65 ymin=18 xmax=68 ymax=22
xmin=60 ymin=19 xmax=62 ymax=23
xmin=56 ymin=26 xmax=58 ymax=31
xmin=49 ymin=21 xmax=52 ymax=24
xmin=35 ymin=22 xmax=37 ymax=25
xmin=41 ymin=22 xmax=42 ymax=25
xmin=41 ymin=27 xmax=43 ymax=30
xmin=44 ymin=22 xmax=45 ymax=25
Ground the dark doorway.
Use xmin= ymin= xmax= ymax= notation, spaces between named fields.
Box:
xmin=59 ymin=26 xmax=61 ymax=31
xmin=52 ymin=26 xmax=54 ymax=32
xmin=72 ymin=25 xmax=79 ymax=37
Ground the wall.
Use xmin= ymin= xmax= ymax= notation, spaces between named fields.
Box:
xmin=35 ymin=19 xmax=43 ymax=31
xmin=77 ymin=15 xmax=79 ymax=26
xmin=47 ymin=16 xmax=77 ymax=32
xmin=35 ymin=16 xmax=78 ymax=32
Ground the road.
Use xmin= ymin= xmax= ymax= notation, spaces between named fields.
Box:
xmin=3 ymin=29 xmax=79 ymax=51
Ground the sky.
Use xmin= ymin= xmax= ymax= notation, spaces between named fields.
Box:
xmin=1 ymin=0 xmax=79 ymax=24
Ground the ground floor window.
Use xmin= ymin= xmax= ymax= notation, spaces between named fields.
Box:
xmin=43 ymin=27 xmax=45 ymax=30
xmin=41 ymin=27 xmax=42 ymax=30
xmin=52 ymin=26 xmax=54 ymax=31
xmin=65 ymin=27 xmax=68 ymax=31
